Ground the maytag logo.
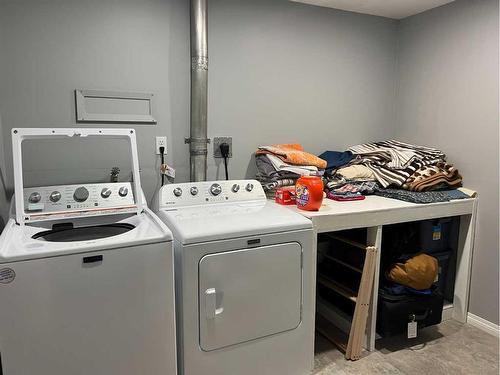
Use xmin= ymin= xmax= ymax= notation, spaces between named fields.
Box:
xmin=0 ymin=268 xmax=16 ymax=284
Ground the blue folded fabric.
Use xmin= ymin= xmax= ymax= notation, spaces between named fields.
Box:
xmin=318 ymin=151 xmax=353 ymax=170
xmin=385 ymin=283 xmax=432 ymax=295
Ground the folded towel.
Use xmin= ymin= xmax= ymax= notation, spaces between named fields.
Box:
xmin=255 ymin=155 xmax=300 ymax=180
xmin=264 ymin=154 xmax=319 ymax=176
xmin=256 ymin=144 xmax=327 ymax=169
xmin=336 ymin=165 xmax=375 ymax=180
xmin=403 ymin=162 xmax=462 ymax=192
xmin=318 ymin=150 xmax=353 ymax=170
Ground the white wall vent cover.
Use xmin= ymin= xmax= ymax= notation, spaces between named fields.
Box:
xmin=75 ymin=89 xmax=156 ymax=124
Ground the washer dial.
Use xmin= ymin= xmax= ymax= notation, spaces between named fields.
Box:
xmin=118 ymin=186 xmax=129 ymax=197
xmin=101 ymin=188 xmax=112 ymax=198
xmin=245 ymin=183 xmax=254 ymax=192
xmin=231 ymin=184 xmax=240 ymax=193
xmin=49 ymin=191 xmax=61 ymax=203
xmin=210 ymin=183 xmax=222 ymax=196
xmin=173 ymin=187 xmax=183 ymax=197
xmin=28 ymin=192 xmax=41 ymax=203
xmin=190 ymin=187 xmax=199 ymax=196
xmin=73 ymin=187 xmax=89 ymax=202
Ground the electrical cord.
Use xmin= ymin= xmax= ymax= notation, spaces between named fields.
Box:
xmin=219 ymin=143 xmax=230 ymax=180
xmin=160 ymin=146 xmax=165 ymax=186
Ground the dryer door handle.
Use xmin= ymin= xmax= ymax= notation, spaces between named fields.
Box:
xmin=205 ymin=288 xmax=224 ymax=319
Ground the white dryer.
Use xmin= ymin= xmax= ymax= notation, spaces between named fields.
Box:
xmin=0 ymin=128 xmax=177 ymax=375
xmin=156 ymin=179 xmax=315 ymax=375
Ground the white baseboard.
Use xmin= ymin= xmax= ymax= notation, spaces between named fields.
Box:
xmin=467 ymin=313 xmax=500 ymax=338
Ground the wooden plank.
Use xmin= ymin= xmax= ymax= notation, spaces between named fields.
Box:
xmin=352 ymin=247 xmax=377 ymax=359
xmin=346 ymin=246 xmax=370 ymax=360
xmin=366 ymin=226 xmax=382 ymax=351
xmin=324 ymin=254 xmax=363 ymax=273
xmin=347 ymin=247 xmax=372 ymax=360
xmin=317 ymin=275 xmax=358 ymax=302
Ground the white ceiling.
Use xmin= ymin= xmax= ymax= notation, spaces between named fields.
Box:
xmin=290 ymin=0 xmax=456 ymax=20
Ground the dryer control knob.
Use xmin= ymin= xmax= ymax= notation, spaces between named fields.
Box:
xmin=49 ymin=191 xmax=61 ymax=203
xmin=29 ymin=192 xmax=41 ymax=203
xmin=101 ymin=188 xmax=112 ymax=198
xmin=231 ymin=184 xmax=240 ymax=193
xmin=245 ymin=183 xmax=254 ymax=192
xmin=210 ymin=183 xmax=222 ymax=196
xmin=73 ymin=187 xmax=89 ymax=202
xmin=118 ymin=186 xmax=129 ymax=197
xmin=173 ymin=187 xmax=183 ymax=197
xmin=190 ymin=187 xmax=199 ymax=196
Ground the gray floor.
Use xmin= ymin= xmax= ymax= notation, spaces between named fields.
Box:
xmin=314 ymin=320 xmax=499 ymax=375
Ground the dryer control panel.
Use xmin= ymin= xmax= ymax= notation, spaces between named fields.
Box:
xmin=23 ymin=182 xmax=136 ymax=220
xmin=159 ymin=180 xmax=266 ymax=208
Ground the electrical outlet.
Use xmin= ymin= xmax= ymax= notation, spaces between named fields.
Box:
xmin=214 ymin=137 xmax=233 ymax=158
xmin=156 ymin=136 xmax=167 ymax=155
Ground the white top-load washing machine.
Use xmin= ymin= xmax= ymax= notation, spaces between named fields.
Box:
xmin=0 ymin=128 xmax=177 ymax=375
xmin=156 ymin=179 xmax=315 ymax=375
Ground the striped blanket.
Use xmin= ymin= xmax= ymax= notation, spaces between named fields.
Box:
xmin=348 ymin=140 xmax=446 ymax=188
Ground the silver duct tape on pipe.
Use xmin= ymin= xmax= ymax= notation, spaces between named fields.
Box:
xmin=187 ymin=0 xmax=209 ymax=182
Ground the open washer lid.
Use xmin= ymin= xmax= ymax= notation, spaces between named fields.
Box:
xmin=11 ymin=128 xmax=144 ymax=225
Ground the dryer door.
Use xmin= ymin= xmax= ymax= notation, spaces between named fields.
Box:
xmin=199 ymin=242 xmax=302 ymax=351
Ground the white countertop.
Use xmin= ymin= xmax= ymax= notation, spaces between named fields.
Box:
xmin=277 ymin=195 xmax=476 ymax=232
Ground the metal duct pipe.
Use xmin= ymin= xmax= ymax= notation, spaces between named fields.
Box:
xmin=187 ymin=0 xmax=209 ymax=182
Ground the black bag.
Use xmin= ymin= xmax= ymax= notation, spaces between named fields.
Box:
xmin=380 ymin=223 xmax=419 ymax=275
xmin=377 ymin=286 xmax=444 ymax=337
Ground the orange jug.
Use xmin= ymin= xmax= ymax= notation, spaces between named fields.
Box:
xmin=295 ymin=176 xmax=324 ymax=211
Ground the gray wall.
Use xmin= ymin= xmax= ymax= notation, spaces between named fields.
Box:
xmin=395 ymin=0 xmax=499 ymax=324
xmin=207 ymin=0 xmax=398 ymax=179
xmin=0 ymin=0 xmax=190 ymax=204
xmin=0 ymin=114 xmax=8 ymax=229
xmin=0 ymin=0 xmax=498 ymax=324
xmin=0 ymin=0 xmax=398 ymax=203
xmin=0 ymin=20 xmax=7 ymax=228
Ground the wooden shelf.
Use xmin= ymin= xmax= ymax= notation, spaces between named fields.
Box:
xmin=316 ymin=313 xmax=349 ymax=353
xmin=326 ymin=233 xmax=368 ymax=250
xmin=324 ymin=254 xmax=363 ymax=273
xmin=318 ymin=274 xmax=358 ymax=302
xmin=317 ymin=296 xmax=352 ymax=334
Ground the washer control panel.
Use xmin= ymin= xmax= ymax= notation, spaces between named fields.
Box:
xmin=160 ymin=180 xmax=266 ymax=208
xmin=23 ymin=182 xmax=136 ymax=217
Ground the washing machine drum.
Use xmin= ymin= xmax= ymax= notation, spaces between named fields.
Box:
xmin=32 ymin=223 xmax=135 ymax=242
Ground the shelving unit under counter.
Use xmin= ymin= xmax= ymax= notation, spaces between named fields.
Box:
xmin=279 ymin=194 xmax=478 ymax=352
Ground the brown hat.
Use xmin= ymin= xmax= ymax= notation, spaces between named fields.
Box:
xmin=386 ymin=253 xmax=438 ymax=290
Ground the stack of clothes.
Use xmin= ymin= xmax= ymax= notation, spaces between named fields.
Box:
xmin=322 ymin=140 xmax=470 ymax=204
xmin=255 ymin=144 xmax=326 ymax=198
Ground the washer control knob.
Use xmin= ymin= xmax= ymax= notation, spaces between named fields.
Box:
xmin=173 ymin=187 xmax=183 ymax=197
xmin=118 ymin=186 xmax=129 ymax=197
xmin=210 ymin=183 xmax=222 ymax=196
xmin=49 ymin=191 xmax=61 ymax=203
xmin=231 ymin=184 xmax=240 ymax=193
xmin=245 ymin=183 xmax=254 ymax=192
xmin=73 ymin=187 xmax=89 ymax=202
xmin=101 ymin=188 xmax=112 ymax=198
xmin=190 ymin=186 xmax=199 ymax=196
xmin=28 ymin=192 xmax=41 ymax=203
